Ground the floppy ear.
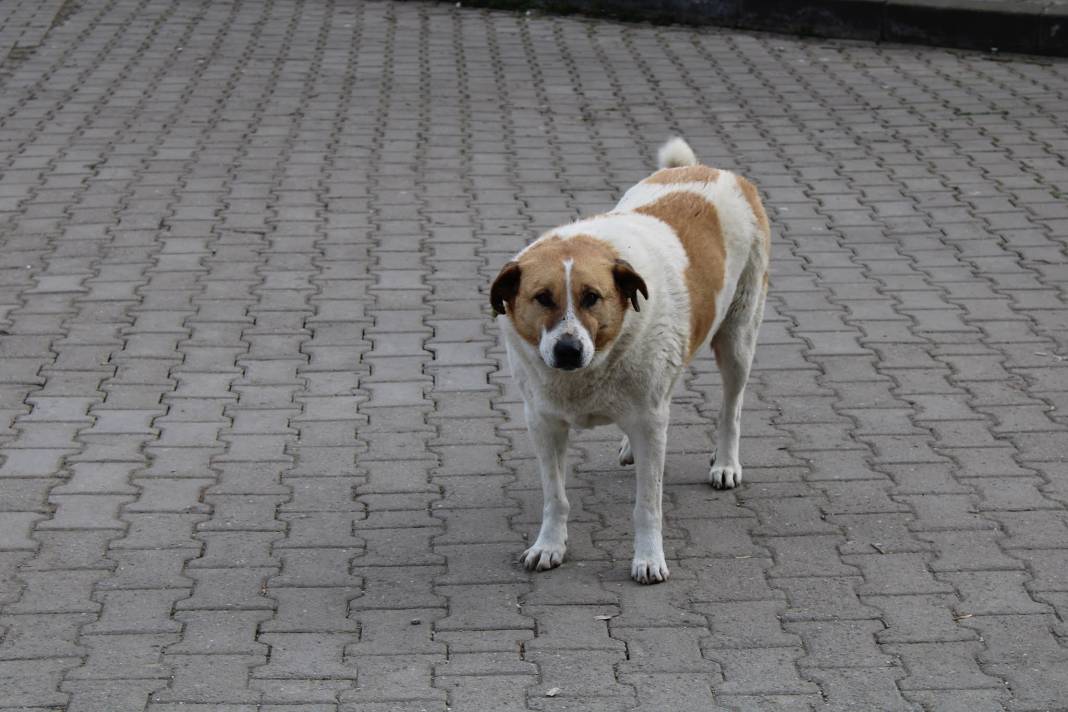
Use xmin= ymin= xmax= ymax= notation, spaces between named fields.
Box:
xmin=613 ymin=259 xmax=648 ymax=312
xmin=490 ymin=261 xmax=521 ymax=316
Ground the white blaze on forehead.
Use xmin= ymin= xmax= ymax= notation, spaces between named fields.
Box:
xmin=563 ymin=259 xmax=574 ymax=315
xmin=537 ymin=258 xmax=595 ymax=369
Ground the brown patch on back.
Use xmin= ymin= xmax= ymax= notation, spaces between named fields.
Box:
xmin=645 ymin=165 xmax=720 ymax=185
xmin=636 ymin=192 xmax=726 ymax=360
xmin=737 ymin=175 xmax=771 ymax=251
xmin=508 ymin=235 xmax=631 ymax=353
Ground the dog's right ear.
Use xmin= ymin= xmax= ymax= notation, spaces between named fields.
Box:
xmin=490 ymin=261 xmax=521 ymax=316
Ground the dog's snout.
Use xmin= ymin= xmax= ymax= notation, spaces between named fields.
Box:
xmin=552 ymin=335 xmax=584 ymax=371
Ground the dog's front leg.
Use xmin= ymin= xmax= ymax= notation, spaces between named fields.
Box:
xmin=624 ymin=407 xmax=670 ymax=584
xmin=520 ymin=407 xmax=570 ymax=571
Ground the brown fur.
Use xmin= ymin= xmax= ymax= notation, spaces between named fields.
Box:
xmin=635 ymin=192 xmax=726 ymax=360
xmin=645 ymin=165 xmax=720 ymax=185
xmin=503 ymin=235 xmax=631 ymax=352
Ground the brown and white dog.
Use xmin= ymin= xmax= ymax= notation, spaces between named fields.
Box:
xmin=491 ymin=138 xmax=770 ymax=583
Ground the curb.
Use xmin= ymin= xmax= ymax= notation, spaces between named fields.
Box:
xmin=451 ymin=0 xmax=1068 ymax=57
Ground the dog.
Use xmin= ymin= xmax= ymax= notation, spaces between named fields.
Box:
xmin=490 ymin=138 xmax=770 ymax=584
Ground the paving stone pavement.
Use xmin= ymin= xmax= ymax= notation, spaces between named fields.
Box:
xmin=0 ymin=0 xmax=1067 ymax=710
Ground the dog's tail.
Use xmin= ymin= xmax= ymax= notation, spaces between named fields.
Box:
xmin=657 ymin=137 xmax=698 ymax=169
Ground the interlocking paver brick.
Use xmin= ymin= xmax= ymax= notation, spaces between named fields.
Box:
xmin=847 ymin=553 xmax=955 ymax=595
xmin=1 ymin=0 xmax=1067 ymax=708
xmin=168 ymin=611 xmax=271 ymax=656
xmin=901 ymin=688 xmax=1009 ymax=712
xmin=867 ymin=593 xmax=975 ymax=644
xmin=705 ymin=647 xmax=818 ymax=696
xmin=888 ymin=641 xmax=1007 ymax=691
xmin=804 ymin=668 xmax=917 ymax=711
xmin=66 ymin=633 xmax=174 ymax=681
xmin=434 ymin=674 xmax=534 ymax=712
xmin=941 ymin=570 xmax=1053 ymax=615
xmin=338 ymin=655 xmax=444 ymax=706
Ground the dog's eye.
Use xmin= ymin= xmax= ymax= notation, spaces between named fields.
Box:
xmin=534 ymin=291 xmax=555 ymax=308
xmin=581 ymin=291 xmax=600 ymax=309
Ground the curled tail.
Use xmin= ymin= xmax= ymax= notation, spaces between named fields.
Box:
xmin=657 ymin=137 xmax=698 ymax=168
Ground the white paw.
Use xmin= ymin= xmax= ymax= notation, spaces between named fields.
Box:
xmin=709 ymin=457 xmax=742 ymax=490
xmin=521 ymin=541 xmax=566 ymax=571
xmin=631 ymin=553 xmax=670 ymax=584
xmin=618 ymin=436 xmax=634 ymax=466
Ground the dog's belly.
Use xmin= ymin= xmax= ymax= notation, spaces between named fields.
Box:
xmin=570 ymin=412 xmax=614 ymax=430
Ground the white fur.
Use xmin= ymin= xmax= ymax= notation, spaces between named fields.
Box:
xmin=538 ymin=259 xmax=595 ymax=369
xmin=504 ymin=138 xmax=770 ymax=584
xmin=657 ymin=136 xmax=698 ymax=168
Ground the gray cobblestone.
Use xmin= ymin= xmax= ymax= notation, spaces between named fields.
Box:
xmin=1 ymin=0 xmax=1067 ymax=708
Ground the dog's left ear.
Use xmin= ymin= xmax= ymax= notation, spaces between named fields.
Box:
xmin=490 ymin=261 xmax=521 ymax=315
xmin=613 ymin=259 xmax=648 ymax=312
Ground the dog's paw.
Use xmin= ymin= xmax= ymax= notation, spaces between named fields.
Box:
xmin=709 ymin=461 xmax=742 ymax=490
xmin=631 ymin=554 xmax=670 ymax=584
xmin=521 ymin=542 xmax=566 ymax=571
xmin=618 ymin=436 xmax=634 ymax=466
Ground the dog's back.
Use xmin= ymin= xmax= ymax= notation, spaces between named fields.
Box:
xmin=612 ymin=140 xmax=770 ymax=362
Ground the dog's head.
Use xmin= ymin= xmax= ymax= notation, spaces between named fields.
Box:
xmin=490 ymin=235 xmax=647 ymax=371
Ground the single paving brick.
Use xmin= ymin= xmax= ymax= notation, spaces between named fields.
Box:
xmin=348 ymin=608 xmax=445 ymax=656
xmin=254 ymin=633 xmax=359 ymax=680
xmin=168 ymin=611 xmax=272 ymax=655
xmin=0 ymin=658 xmax=79 ymax=707
xmin=765 ymin=535 xmax=859 ymax=578
xmin=696 ymin=600 xmax=801 ymax=648
xmin=63 ymin=679 xmax=168 ymax=712
xmin=788 ymin=619 xmax=896 ymax=668
xmin=887 ymin=641 xmax=1003 ymax=691
xmin=846 ymin=553 xmax=955 ymax=595
xmin=339 ymin=655 xmax=446 ymax=705
xmin=613 ymin=626 xmax=719 ymax=674
xmin=350 ymin=566 xmax=447 ymax=612
xmin=704 ymin=647 xmax=817 ymax=696
xmin=778 ymin=577 xmax=883 ymax=622
xmin=20 ymin=530 xmax=115 ymax=571
xmin=922 ymin=530 xmax=1028 ymax=572
xmin=151 ymin=654 xmax=264 ymax=704
xmin=941 ymin=570 xmax=1052 ymax=616
xmin=2 ymin=570 xmax=104 ymax=614
xmin=803 ymin=668 xmax=918 ymax=711
xmin=173 ymin=568 xmax=277 ymax=611
xmin=523 ymin=605 xmax=625 ymax=652
xmin=865 ymin=594 xmax=975 ymax=644
xmin=435 ymin=674 xmax=535 ymax=711
xmin=620 ymin=672 xmax=727 ymax=711
xmin=0 ymin=512 xmax=44 ymax=550
xmin=66 ymin=633 xmax=175 ymax=680
xmin=0 ymin=611 xmax=93 ymax=659
xmin=901 ymin=688 xmax=1009 ymax=712
xmin=524 ymin=649 xmax=633 ymax=699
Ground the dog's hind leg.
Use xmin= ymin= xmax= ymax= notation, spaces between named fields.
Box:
xmin=709 ymin=270 xmax=767 ymax=490
xmin=618 ymin=434 xmax=634 ymax=466
xmin=521 ymin=407 xmax=571 ymax=571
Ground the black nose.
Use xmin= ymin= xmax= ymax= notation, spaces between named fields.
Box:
xmin=553 ymin=336 xmax=584 ymax=370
